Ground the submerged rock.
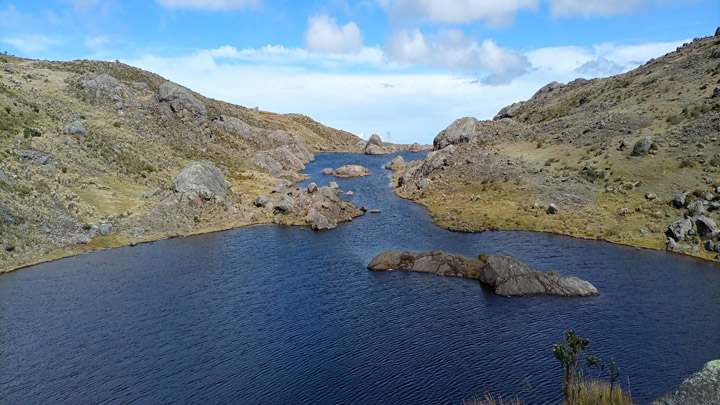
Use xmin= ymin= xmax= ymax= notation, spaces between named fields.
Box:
xmin=368 ymin=251 xmax=598 ymax=297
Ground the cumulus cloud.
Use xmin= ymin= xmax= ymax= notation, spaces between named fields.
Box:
xmin=155 ymin=0 xmax=259 ymax=10
xmin=379 ymin=0 xmax=539 ymax=25
xmin=304 ymin=14 xmax=364 ymax=54
xmin=384 ymin=29 xmax=530 ymax=83
xmin=547 ymin=0 xmax=664 ymax=16
xmin=123 ymin=35 xmax=689 ymax=145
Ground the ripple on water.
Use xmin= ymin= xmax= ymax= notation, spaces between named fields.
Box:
xmin=1 ymin=152 xmax=719 ymax=404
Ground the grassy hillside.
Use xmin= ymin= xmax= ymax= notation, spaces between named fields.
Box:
xmin=0 ymin=56 xmax=362 ymax=272
xmin=393 ymin=29 xmax=720 ymax=260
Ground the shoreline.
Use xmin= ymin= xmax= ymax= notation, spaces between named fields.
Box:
xmin=390 ymin=179 xmax=720 ymax=265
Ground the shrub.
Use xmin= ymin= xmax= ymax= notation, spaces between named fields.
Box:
xmin=548 ymin=269 xmax=558 ymax=276
xmin=666 ymin=115 xmax=682 ymax=125
xmin=23 ymin=126 xmax=41 ymax=138
xmin=553 ymin=330 xmax=630 ymax=404
xmin=113 ymin=121 xmax=121 ymax=128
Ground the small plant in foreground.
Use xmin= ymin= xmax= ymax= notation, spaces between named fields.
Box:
xmin=553 ymin=330 xmax=632 ymax=405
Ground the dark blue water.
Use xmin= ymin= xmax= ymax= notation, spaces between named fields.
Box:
xmin=1 ymin=152 xmax=719 ymax=404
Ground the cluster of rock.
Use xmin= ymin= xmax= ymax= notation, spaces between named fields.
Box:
xmin=254 ymin=180 xmax=364 ymax=230
xmin=367 ymin=250 xmax=598 ymax=297
xmin=666 ymin=190 xmax=720 ymax=255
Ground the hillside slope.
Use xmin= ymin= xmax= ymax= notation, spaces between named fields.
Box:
xmin=392 ymin=29 xmax=720 ymax=260
xmin=0 ymin=56 xmax=364 ymax=272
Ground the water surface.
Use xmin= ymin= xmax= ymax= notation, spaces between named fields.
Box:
xmin=1 ymin=152 xmax=719 ymax=404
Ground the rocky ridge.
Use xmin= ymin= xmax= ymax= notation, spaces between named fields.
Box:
xmin=367 ymin=250 xmax=598 ymax=296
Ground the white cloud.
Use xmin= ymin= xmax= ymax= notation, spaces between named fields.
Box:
xmin=304 ymin=14 xmax=364 ymax=54
xmin=1 ymin=35 xmax=64 ymax=53
xmin=123 ymin=36 xmax=690 ymax=145
xmin=384 ymin=29 xmax=530 ymax=83
xmin=155 ymin=0 xmax=259 ymax=10
xmin=379 ymin=0 xmax=539 ymax=25
xmin=547 ymin=0 xmax=664 ymax=16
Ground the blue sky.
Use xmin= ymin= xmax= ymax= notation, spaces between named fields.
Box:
xmin=1 ymin=1 xmax=718 ymax=144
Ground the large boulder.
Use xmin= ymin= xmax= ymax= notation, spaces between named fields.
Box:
xmin=651 ymin=360 xmax=720 ymax=405
xmin=305 ymin=207 xmax=337 ymax=230
xmin=385 ymin=155 xmax=405 ymax=170
xmin=631 ymin=136 xmax=654 ymax=156
xmin=173 ymin=160 xmax=228 ymax=201
xmin=159 ymin=82 xmax=207 ymax=117
xmin=433 ymin=117 xmax=480 ymax=150
xmin=274 ymin=194 xmax=295 ymax=214
xmin=333 ymin=165 xmax=371 ymax=178
xmin=672 ymin=191 xmax=689 ymax=208
xmin=63 ymin=120 xmax=86 ymax=135
xmin=695 ymin=215 xmax=717 ymax=238
xmin=364 ymin=134 xmax=396 ymax=155
xmin=213 ymin=115 xmax=253 ymax=140
xmin=667 ymin=217 xmax=693 ymax=241
xmin=364 ymin=134 xmax=384 ymax=155
xmin=479 ymin=254 xmax=598 ymax=296
xmin=687 ymin=200 xmax=706 ymax=216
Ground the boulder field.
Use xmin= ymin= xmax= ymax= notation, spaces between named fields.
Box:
xmin=367 ymin=250 xmax=598 ymax=297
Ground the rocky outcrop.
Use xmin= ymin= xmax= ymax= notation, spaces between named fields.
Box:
xmin=333 ymin=165 xmax=371 ymax=178
xmin=631 ymin=136 xmax=654 ymax=156
xmin=158 ymin=82 xmax=207 ymax=118
xmin=173 ymin=160 xmax=228 ymax=202
xmin=368 ymin=251 xmax=598 ymax=297
xmin=651 ymin=359 xmax=720 ymax=405
xmin=364 ymin=134 xmax=384 ymax=155
xmin=494 ymin=101 xmax=525 ymax=120
xmin=695 ymin=215 xmax=717 ymax=238
xmin=434 ymin=117 xmax=481 ymax=150
xmin=367 ymin=250 xmax=483 ymax=278
xmin=63 ymin=120 xmax=87 ymax=136
xmin=479 ymin=254 xmax=598 ymax=296
xmin=213 ymin=115 xmax=253 ymax=140
xmin=386 ymin=155 xmax=405 ymax=170
xmin=667 ymin=217 xmax=693 ymax=241
xmin=364 ymin=134 xmax=397 ymax=155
